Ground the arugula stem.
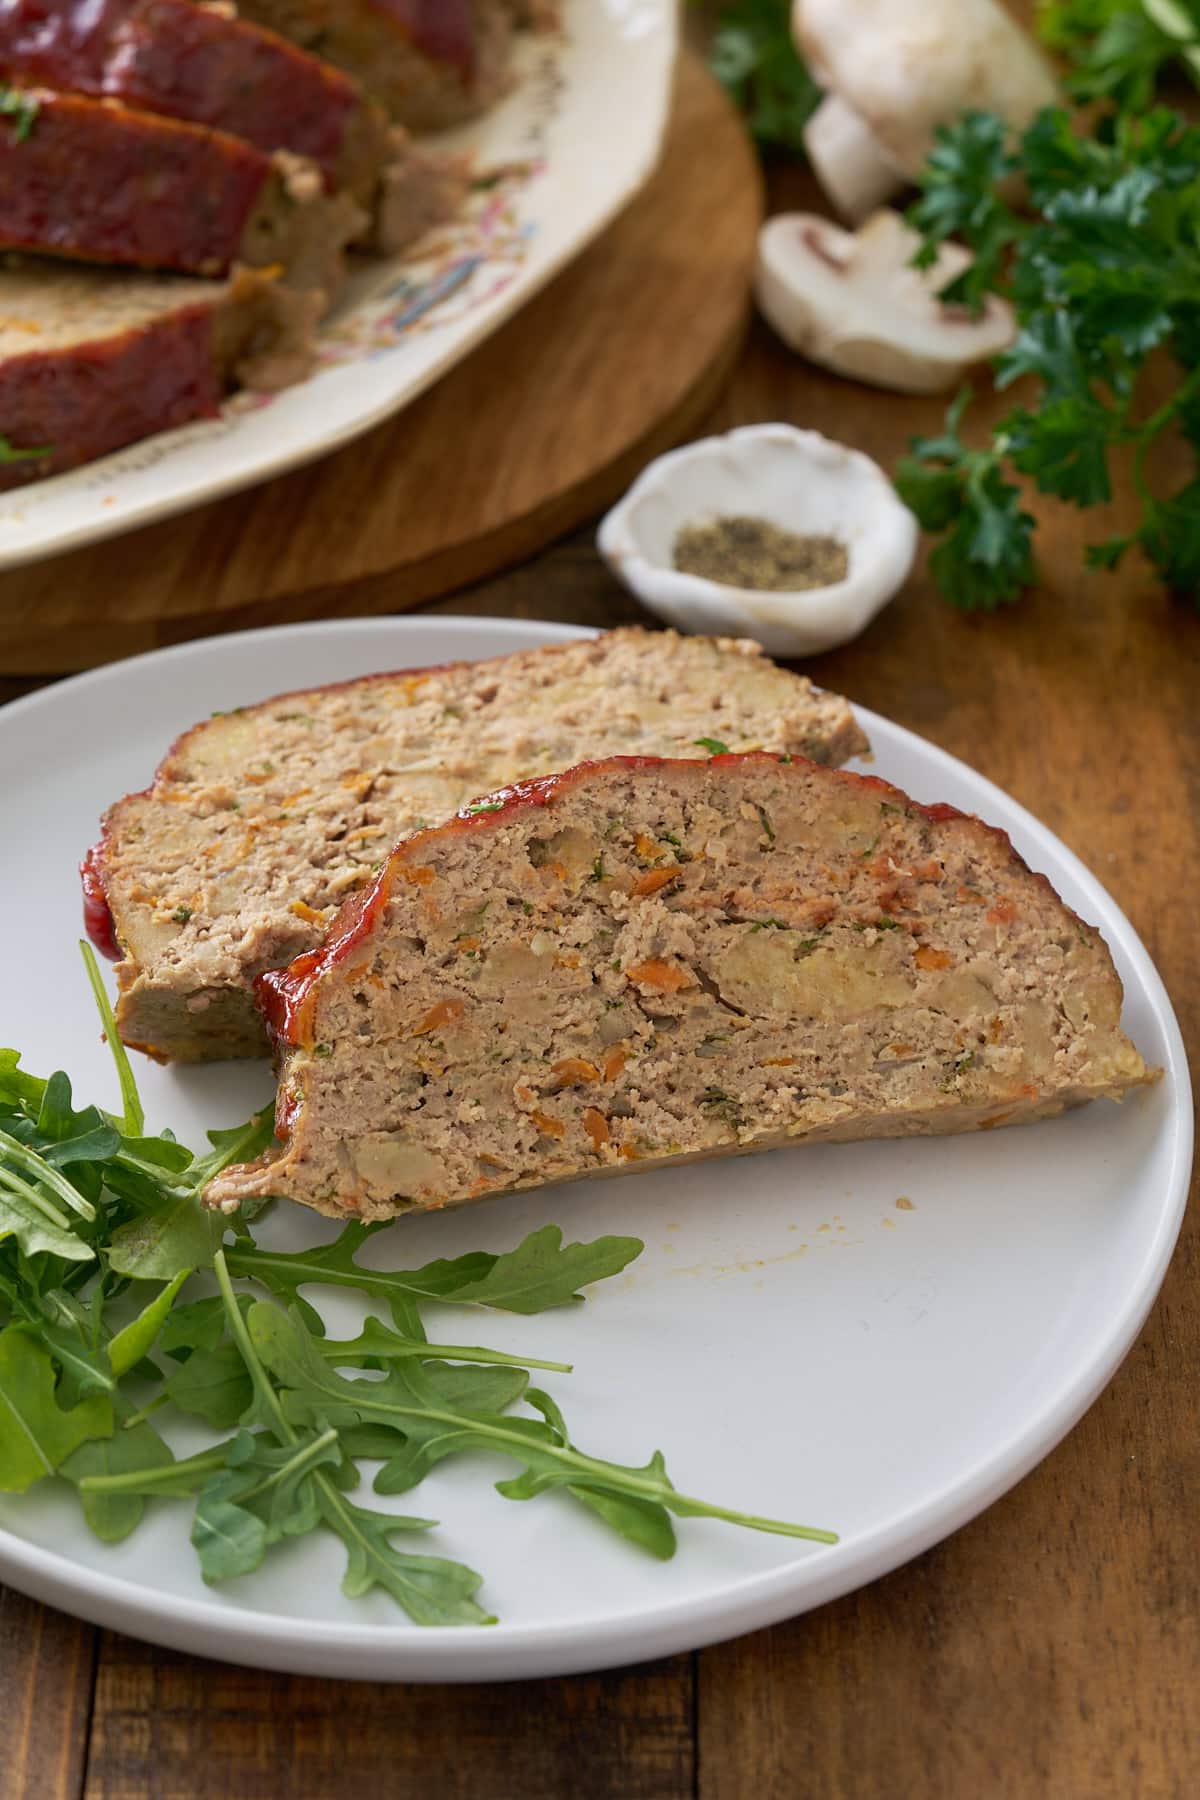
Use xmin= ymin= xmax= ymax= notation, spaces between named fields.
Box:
xmin=238 ymin=1428 xmax=341 ymax=1506
xmin=355 ymin=1387 xmax=837 ymax=1545
xmin=213 ymin=1250 xmax=461 ymax=1615
xmin=318 ymin=1338 xmax=572 ymax=1376
xmin=0 ymin=1130 xmax=97 ymax=1222
xmin=214 ymin=1249 xmax=296 ymax=1446
xmin=121 ymin=1393 xmax=171 ymax=1430
xmin=80 ymin=941 xmax=144 ymax=1137
xmin=80 ymin=1442 xmax=233 ymax=1496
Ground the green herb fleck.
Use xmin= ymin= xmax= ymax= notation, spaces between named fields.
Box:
xmin=0 ymin=87 xmax=39 ymax=144
xmin=694 ymin=738 xmax=730 ymax=756
xmin=590 ymin=855 xmax=605 ymax=884
xmin=0 ymin=434 xmax=50 ymax=465
xmin=754 ymin=805 xmax=775 ymax=845
xmin=172 ymin=907 xmax=193 ymax=925
xmin=464 ymin=802 xmax=504 ymax=816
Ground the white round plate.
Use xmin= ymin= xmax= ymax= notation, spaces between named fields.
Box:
xmin=0 ymin=617 xmax=1189 ymax=1682
xmin=0 ymin=0 xmax=676 ymax=570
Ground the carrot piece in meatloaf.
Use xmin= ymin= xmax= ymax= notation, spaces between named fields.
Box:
xmin=81 ymin=630 xmax=869 ymax=1064
xmin=203 ymin=753 xmax=1156 ymax=1221
xmin=0 ymin=89 xmax=363 ymax=287
xmin=0 ymin=256 xmax=320 ymax=489
xmin=0 ymin=0 xmax=390 ymax=210
xmin=233 ymin=0 xmax=516 ymax=132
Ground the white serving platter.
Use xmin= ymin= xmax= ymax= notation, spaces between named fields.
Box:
xmin=0 ymin=615 xmax=1189 ymax=1681
xmin=0 ymin=0 xmax=676 ymax=570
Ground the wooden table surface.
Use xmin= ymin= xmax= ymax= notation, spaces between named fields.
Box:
xmin=2 ymin=121 xmax=1198 ymax=1800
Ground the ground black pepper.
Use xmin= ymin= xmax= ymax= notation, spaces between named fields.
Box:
xmin=672 ymin=516 xmax=849 ymax=592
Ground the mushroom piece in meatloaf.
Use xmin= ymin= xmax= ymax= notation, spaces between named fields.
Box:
xmin=0 ymin=90 xmax=364 ymax=289
xmin=0 ymin=256 xmax=320 ymax=489
xmin=232 ymin=0 xmax=516 ymax=132
xmin=82 ymin=630 xmax=869 ymax=1063
xmin=204 ymin=753 xmax=1156 ymax=1221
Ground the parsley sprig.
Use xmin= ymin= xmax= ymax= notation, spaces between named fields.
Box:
xmin=1039 ymin=0 xmax=1200 ymax=112
xmin=897 ymin=102 xmax=1200 ymax=608
xmin=0 ymin=946 xmax=835 ymax=1624
xmin=705 ymin=0 xmax=820 ymax=153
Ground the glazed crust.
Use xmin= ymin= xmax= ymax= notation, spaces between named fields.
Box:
xmin=204 ymin=752 xmax=1155 ymax=1222
xmin=0 ymin=260 xmax=319 ymax=489
xmin=82 ymin=631 xmax=869 ymax=1062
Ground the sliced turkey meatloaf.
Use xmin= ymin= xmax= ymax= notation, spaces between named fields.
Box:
xmin=0 ymin=88 xmax=364 ymax=286
xmin=0 ymin=0 xmax=387 ymax=205
xmin=205 ymin=754 xmax=1155 ymax=1221
xmin=233 ymin=0 xmax=514 ymax=132
xmin=82 ymin=630 xmax=869 ymax=1063
xmin=0 ymin=256 xmax=319 ymax=488
xmin=0 ymin=0 xmax=456 ymax=250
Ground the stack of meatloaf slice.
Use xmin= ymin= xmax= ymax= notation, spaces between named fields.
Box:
xmin=82 ymin=628 xmax=868 ymax=1061
xmin=0 ymin=0 xmax=542 ymax=485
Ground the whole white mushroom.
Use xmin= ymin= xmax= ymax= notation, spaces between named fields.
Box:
xmin=793 ymin=0 xmax=1059 ymax=223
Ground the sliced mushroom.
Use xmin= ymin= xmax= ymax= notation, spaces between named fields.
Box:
xmin=793 ymin=0 xmax=1058 ymax=223
xmin=755 ymin=209 xmax=1016 ymax=395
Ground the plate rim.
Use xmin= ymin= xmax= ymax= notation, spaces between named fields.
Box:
xmin=0 ymin=615 xmax=1190 ymax=1681
xmin=0 ymin=0 xmax=678 ymax=573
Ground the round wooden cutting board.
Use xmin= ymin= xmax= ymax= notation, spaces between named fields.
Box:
xmin=0 ymin=53 xmax=763 ymax=674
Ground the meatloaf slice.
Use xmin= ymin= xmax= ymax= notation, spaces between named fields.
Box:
xmin=0 ymin=0 xmax=454 ymax=248
xmin=82 ymin=630 xmax=869 ymax=1063
xmin=0 ymin=0 xmax=387 ymax=205
xmin=204 ymin=755 xmax=1155 ymax=1221
xmin=0 ymin=88 xmax=364 ymax=288
xmin=0 ymin=255 xmax=319 ymax=488
xmin=233 ymin=0 xmax=514 ymax=132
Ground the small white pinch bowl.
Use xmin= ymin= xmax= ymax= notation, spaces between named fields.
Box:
xmin=597 ymin=424 xmax=918 ymax=658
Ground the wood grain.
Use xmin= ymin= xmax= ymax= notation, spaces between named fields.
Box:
xmin=82 ymin=1637 xmax=693 ymax=1800
xmin=2 ymin=6 xmax=1199 ymax=1796
xmin=0 ymin=1589 xmax=95 ymax=1800
xmin=0 ymin=51 xmax=762 ymax=675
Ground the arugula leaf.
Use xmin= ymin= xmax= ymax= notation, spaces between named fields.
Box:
xmin=80 ymin=941 xmax=143 ymax=1136
xmin=1 ymin=963 xmax=837 ymax=1623
xmin=316 ymin=1314 xmax=571 ymax=1376
xmin=0 ymin=1328 xmax=112 ymax=1491
xmin=251 ymin=1303 xmax=838 ymax=1553
xmin=107 ymin=1198 xmax=223 ymax=1281
xmin=433 ymin=1226 xmax=643 ymax=1314
xmin=165 ymin=1340 xmax=253 ymax=1430
xmin=208 ymin=1251 xmax=493 ymax=1624
xmin=191 ymin=1428 xmax=348 ymax=1584
xmin=108 ymin=1271 xmax=190 ymax=1376
xmin=63 ymin=1420 xmax=175 ymax=1542
xmin=227 ymin=1221 xmax=642 ymax=1320
xmin=331 ymin=1497 xmax=492 ymax=1627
